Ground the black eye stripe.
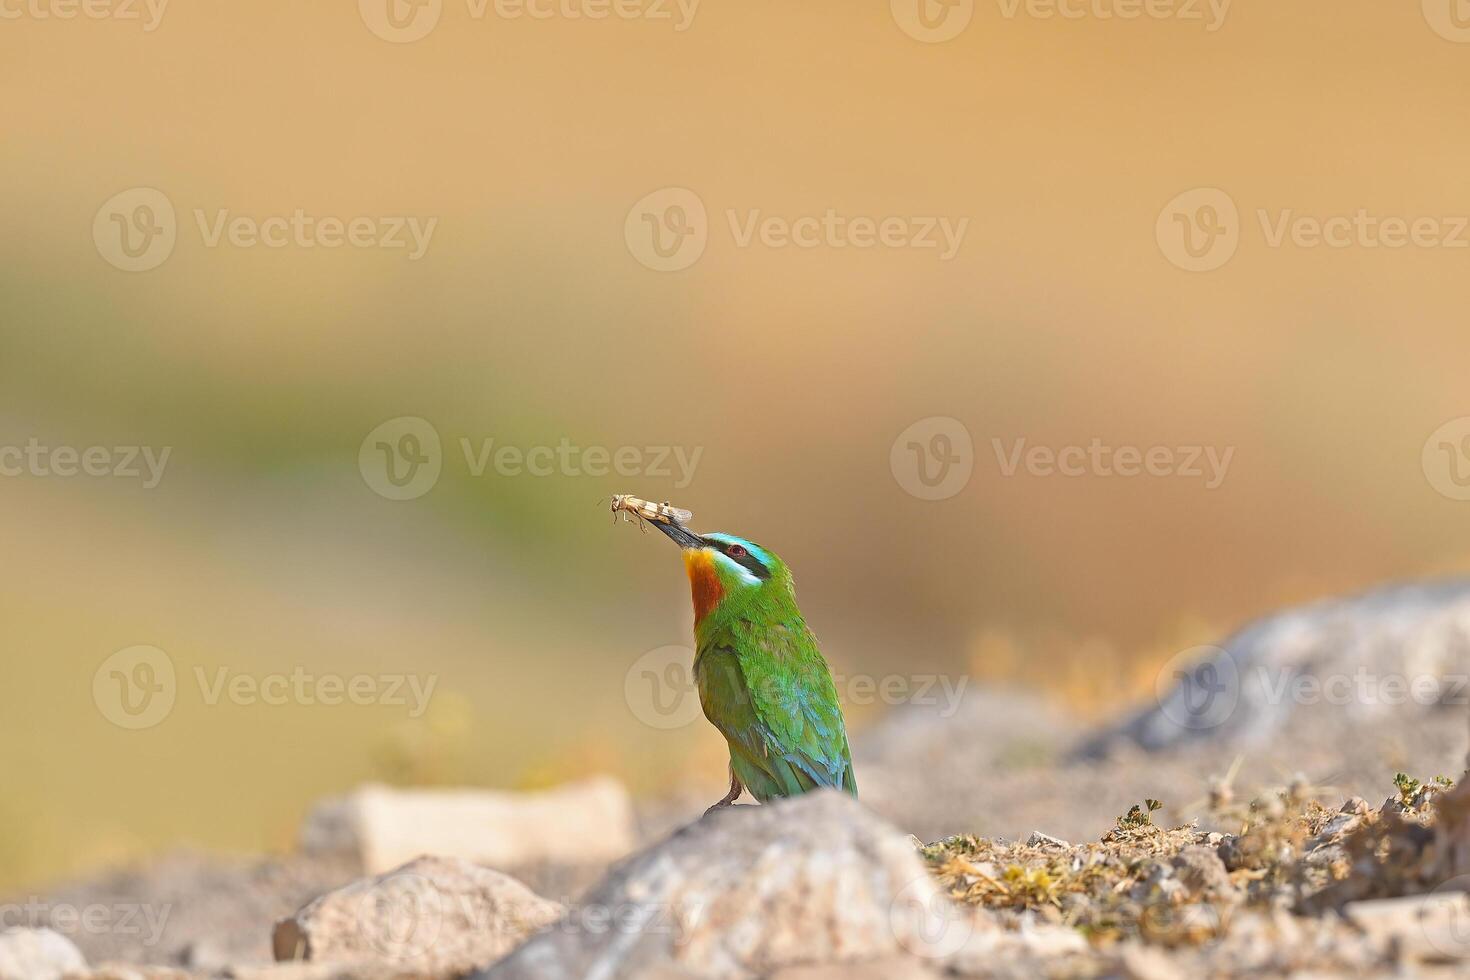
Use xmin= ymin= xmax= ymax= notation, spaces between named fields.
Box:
xmin=713 ymin=540 xmax=771 ymax=580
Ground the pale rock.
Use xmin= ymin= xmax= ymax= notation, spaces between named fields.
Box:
xmin=1345 ymin=892 xmax=1470 ymax=962
xmin=479 ymin=791 xmax=980 ymax=980
xmin=0 ymin=928 xmax=86 ymax=980
xmin=1117 ymin=942 xmax=1179 ymax=980
xmin=299 ymin=778 xmax=636 ymax=873
xmin=272 ymin=856 xmax=563 ymax=977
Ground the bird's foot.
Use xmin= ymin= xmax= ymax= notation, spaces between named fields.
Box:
xmin=704 ymin=769 xmax=744 ymax=815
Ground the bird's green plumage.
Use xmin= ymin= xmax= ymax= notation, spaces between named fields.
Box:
xmin=688 ymin=534 xmax=857 ymax=801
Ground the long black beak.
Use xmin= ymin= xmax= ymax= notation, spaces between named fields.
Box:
xmin=652 ymin=520 xmax=705 ymax=550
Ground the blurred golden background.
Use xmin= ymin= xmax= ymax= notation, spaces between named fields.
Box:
xmin=4 ymin=0 xmax=1470 ymax=890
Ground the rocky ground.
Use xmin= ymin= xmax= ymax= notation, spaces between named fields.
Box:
xmin=8 ymin=580 xmax=1470 ymax=978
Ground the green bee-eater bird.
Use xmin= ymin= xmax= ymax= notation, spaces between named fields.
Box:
xmin=645 ymin=519 xmax=857 ymax=811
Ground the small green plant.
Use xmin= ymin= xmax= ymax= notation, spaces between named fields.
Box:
xmin=1392 ymin=772 xmax=1454 ymax=810
xmin=1117 ymin=798 xmax=1164 ymax=830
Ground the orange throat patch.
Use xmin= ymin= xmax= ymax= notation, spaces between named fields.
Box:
xmin=683 ymin=549 xmax=725 ymax=625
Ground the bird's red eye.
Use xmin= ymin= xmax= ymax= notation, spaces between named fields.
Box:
xmin=727 ymin=544 xmax=747 ymax=559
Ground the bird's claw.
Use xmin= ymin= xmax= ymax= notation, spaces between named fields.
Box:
xmin=704 ymin=767 xmax=744 ymax=815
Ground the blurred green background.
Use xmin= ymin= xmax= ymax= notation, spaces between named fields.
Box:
xmin=5 ymin=0 xmax=1470 ymax=889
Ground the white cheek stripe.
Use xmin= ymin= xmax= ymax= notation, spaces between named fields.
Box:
xmin=711 ymin=551 xmax=761 ymax=586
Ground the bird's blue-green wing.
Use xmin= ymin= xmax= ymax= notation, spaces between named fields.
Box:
xmin=695 ymin=622 xmax=856 ymax=800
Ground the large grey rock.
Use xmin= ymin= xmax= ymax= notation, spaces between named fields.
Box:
xmin=1087 ymin=579 xmax=1470 ymax=753
xmin=273 ymin=856 xmax=563 ymax=977
xmin=299 ymin=778 xmax=636 ymax=874
xmin=480 ymin=791 xmax=984 ymax=980
xmin=0 ymin=927 xmax=85 ymax=980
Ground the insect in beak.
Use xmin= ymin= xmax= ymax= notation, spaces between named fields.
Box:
xmin=610 ymin=494 xmax=703 ymax=548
